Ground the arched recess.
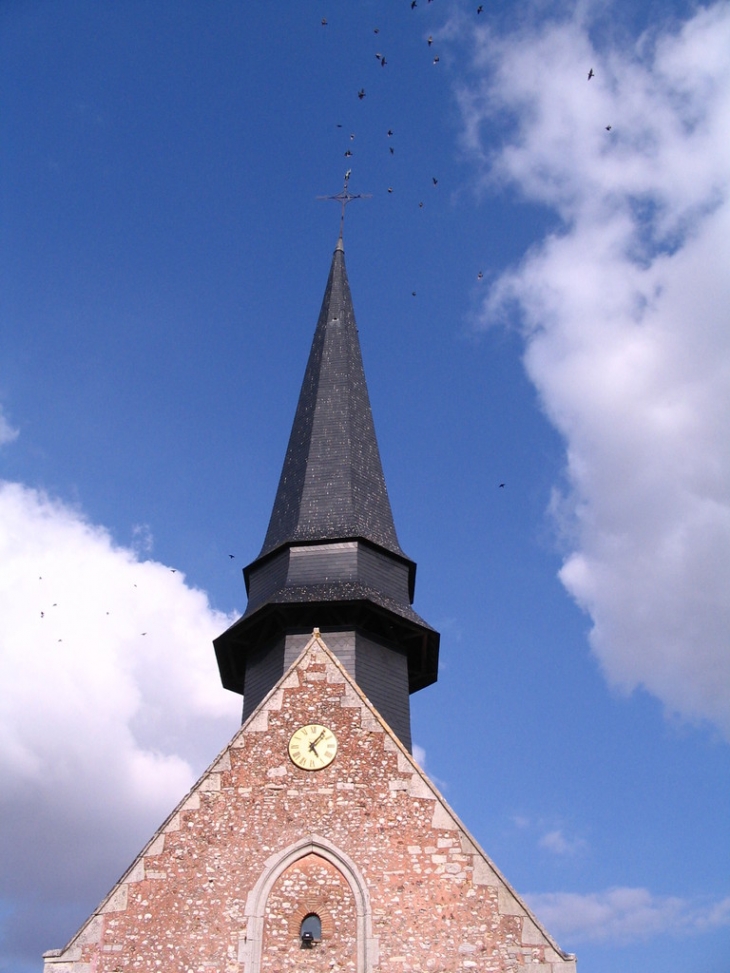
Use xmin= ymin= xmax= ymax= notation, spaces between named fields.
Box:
xmin=240 ymin=834 xmax=376 ymax=973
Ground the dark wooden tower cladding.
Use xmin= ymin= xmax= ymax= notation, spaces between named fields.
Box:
xmin=214 ymin=236 xmax=439 ymax=750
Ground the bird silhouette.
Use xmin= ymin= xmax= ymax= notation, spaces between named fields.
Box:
xmin=389 ymin=146 xmax=394 ymax=154
xmin=499 ymin=483 xmax=505 ymax=488
xmin=432 ymin=177 xmax=438 ymax=185
xmin=387 ymin=187 xmax=393 ymax=193
xmin=433 ymin=55 xmax=440 ymax=64
xmin=380 ymin=56 xmax=387 ymax=66
xmin=387 ymin=129 xmax=393 ymax=136
xmin=419 ymin=201 xmax=424 ymax=208
xmin=321 ymin=17 xmax=327 ymax=26
xmin=345 ymin=149 xmax=353 ymax=157
xmin=477 ymin=271 xmax=484 ymax=279
xmin=606 ymin=125 xmax=612 ymax=131
xmin=477 ymin=4 xmax=483 ymax=11
xmin=588 ymin=68 xmax=594 ymax=79
xmin=358 ymin=89 xmax=366 ymax=99
xmin=411 ymin=0 xmax=417 ymax=8
xmin=228 ymin=554 xmax=235 ymax=559
xmin=428 ymin=35 xmax=433 ymax=46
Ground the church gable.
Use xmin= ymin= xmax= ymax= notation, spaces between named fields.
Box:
xmin=45 ymin=632 xmax=574 ymax=973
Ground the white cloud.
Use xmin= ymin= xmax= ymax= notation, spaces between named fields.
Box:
xmin=525 ymin=887 xmax=730 ymax=945
xmin=457 ymin=3 xmax=730 ymax=737
xmin=0 ymin=407 xmax=19 ymax=447
xmin=0 ymin=481 xmax=241 ymax=964
xmin=539 ymin=828 xmax=587 ymax=856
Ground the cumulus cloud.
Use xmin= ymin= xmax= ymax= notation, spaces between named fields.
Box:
xmin=526 ymin=887 xmax=730 ymax=945
xmin=457 ymin=3 xmax=730 ymax=737
xmin=0 ymin=481 xmax=241 ymax=967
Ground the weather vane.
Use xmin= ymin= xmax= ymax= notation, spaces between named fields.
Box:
xmin=317 ymin=170 xmax=372 ymax=236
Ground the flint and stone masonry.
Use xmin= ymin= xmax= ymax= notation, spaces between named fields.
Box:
xmin=43 ymin=634 xmax=576 ymax=973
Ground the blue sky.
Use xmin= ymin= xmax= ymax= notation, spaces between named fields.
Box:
xmin=1 ymin=1 xmax=729 ymax=971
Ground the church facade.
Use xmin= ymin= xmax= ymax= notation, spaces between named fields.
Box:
xmin=43 ymin=235 xmax=576 ymax=973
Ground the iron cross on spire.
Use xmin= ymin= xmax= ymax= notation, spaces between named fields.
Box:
xmin=317 ymin=171 xmax=372 ymax=237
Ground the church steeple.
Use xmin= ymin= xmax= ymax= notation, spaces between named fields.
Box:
xmin=258 ymin=236 xmax=405 ymax=563
xmin=214 ymin=237 xmax=439 ymax=751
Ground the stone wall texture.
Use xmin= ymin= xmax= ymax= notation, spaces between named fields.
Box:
xmin=43 ymin=633 xmax=576 ymax=973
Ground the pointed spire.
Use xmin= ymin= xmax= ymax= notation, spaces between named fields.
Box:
xmin=214 ymin=237 xmax=439 ymax=748
xmin=259 ymin=241 xmax=405 ymax=560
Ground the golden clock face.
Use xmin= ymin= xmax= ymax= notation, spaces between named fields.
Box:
xmin=288 ymin=723 xmax=338 ymax=771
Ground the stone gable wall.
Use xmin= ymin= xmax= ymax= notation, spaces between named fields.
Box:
xmin=44 ymin=635 xmax=575 ymax=973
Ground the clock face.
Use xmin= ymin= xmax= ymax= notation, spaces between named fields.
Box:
xmin=288 ymin=723 xmax=338 ymax=771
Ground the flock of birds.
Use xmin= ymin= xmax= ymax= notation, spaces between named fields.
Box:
xmin=318 ymin=4 xmax=611 ymax=291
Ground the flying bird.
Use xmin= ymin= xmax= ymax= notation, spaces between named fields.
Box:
xmin=387 ymin=187 xmax=393 ymax=193
xmin=419 ymin=201 xmax=424 ymax=208
xmin=374 ymin=27 xmax=380 ymax=33
xmin=358 ymin=88 xmax=366 ymax=99
xmin=433 ymin=55 xmax=440 ymax=64
xmin=606 ymin=124 xmax=612 ymax=130
xmin=432 ymin=176 xmax=438 ymax=185
xmin=477 ymin=271 xmax=483 ymax=279
xmin=380 ymin=56 xmax=387 ymax=66
xmin=412 ymin=291 xmax=417 ymax=296
xmin=40 ymin=611 xmax=44 ymax=618
xmin=345 ymin=149 xmax=352 ymax=157
xmin=588 ymin=68 xmax=594 ymax=79
xmin=228 ymin=554 xmax=235 ymax=559
xmin=499 ymin=483 xmax=505 ymax=488
xmin=321 ymin=17 xmax=327 ymax=26
xmin=411 ymin=0 xmax=417 ymax=8
xmin=389 ymin=146 xmax=394 ymax=154
xmin=477 ymin=4 xmax=483 ymax=11
xmin=387 ymin=129 xmax=393 ymax=136
xmin=427 ymin=35 xmax=433 ymax=45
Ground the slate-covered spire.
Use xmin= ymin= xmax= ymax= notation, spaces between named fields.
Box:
xmin=259 ymin=237 xmax=405 ymax=561
xmin=214 ymin=237 xmax=439 ymax=751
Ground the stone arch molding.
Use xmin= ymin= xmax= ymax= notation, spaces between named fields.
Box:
xmin=240 ymin=833 xmax=377 ymax=973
